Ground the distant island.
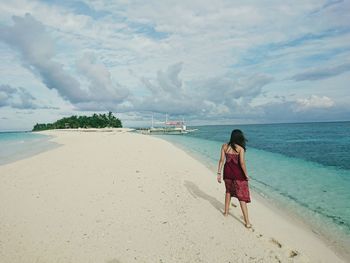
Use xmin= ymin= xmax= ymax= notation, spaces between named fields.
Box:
xmin=32 ymin=112 xmax=122 ymax=131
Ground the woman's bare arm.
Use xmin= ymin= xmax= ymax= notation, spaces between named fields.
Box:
xmin=217 ymin=144 xmax=226 ymax=183
xmin=239 ymin=146 xmax=249 ymax=180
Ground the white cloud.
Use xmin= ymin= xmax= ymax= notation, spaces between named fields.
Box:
xmin=0 ymin=13 xmax=88 ymax=103
xmin=132 ymin=62 xmax=200 ymax=115
xmin=0 ymin=84 xmax=52 ymax=109
xmin=132 ymin=63 xmax=273 ymax=120
xmin=0 ymin=13 xmax=130 ymax=112
xmin=296 ymin=95 xmax=335 ymax=111
xmin=76 ymin=52 xmax=129 ymax=103
xmin=290 ymin=62 xmax=350 ymax=81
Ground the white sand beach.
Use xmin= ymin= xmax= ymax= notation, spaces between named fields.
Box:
xmin=0 ymin=130 xmax=347 ymax=263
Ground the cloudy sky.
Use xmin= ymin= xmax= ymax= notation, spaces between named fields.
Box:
xmin=0 ymin=0 xmax=349 ymax=130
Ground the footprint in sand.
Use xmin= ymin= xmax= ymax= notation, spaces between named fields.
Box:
xmin=274 ymin=255 xmax=282 ymax=263
xmin=289 ymin=250 xmax=299 ymax=258
xmin=270 ymin=238 xmax=282 ymax=248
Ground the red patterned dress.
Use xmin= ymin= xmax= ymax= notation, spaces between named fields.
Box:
xmin=223 ymin=152 xmax=251 ymax=203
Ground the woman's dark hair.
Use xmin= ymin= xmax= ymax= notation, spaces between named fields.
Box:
xmin=228 ymin=129 xmax=247 ymax=152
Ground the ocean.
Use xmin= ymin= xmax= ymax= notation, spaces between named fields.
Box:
xmin=155 ymin=121 xmax=350 ymax=254
xmin=0 ymin=131 xmax=58 ymax=166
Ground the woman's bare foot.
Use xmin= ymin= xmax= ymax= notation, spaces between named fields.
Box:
xmin=245 ymin=223 xmax=252 ymax=229
xmin=223 ymin=212 xmax=229 ymax=217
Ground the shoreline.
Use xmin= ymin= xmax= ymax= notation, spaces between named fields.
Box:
xmin=0 ymin=133 xmax=60 ymax=166
xmin=0 ymin=130 xmax=347 ymax=262
xmin=153 ymin=136 xmax=350 ymax=261
xmin=141 ymin=133 xmax=350 ymax=261
xmin=0 ymin=128 xmax=134 ymax=167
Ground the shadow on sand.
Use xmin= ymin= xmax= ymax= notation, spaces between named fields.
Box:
xmin=184 ymin=180 xmax=244 ymax=226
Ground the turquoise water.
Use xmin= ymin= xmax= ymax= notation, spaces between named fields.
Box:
xmin=154 ymin=122 xmax=350 ymax=253
xmin=0 ymin=132 xmax=58 ymax=165
xmin=184 ymin=122 xmax=350 ymax=170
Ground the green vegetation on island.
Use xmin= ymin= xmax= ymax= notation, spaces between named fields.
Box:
xmin=32 ymin=112 xmax=122 ymax=131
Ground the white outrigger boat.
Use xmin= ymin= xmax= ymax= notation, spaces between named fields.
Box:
xmin=139 ymin=114 xmax=197 ymax=135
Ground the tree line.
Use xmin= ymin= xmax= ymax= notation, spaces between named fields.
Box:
xmin=32 ymin=112 xmax=122 ymax=131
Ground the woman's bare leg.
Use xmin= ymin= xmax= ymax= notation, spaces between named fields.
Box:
xmin=224 ymin=193 xmax=231 ymax=216
xmin=239 ymin=201 xmax=251 ymax=226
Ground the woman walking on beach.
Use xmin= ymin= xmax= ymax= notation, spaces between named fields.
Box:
xmin=217 ymin=129 xmax=252 ymax=228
